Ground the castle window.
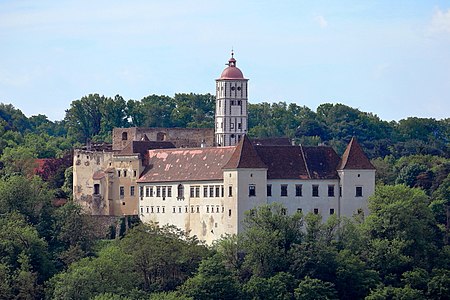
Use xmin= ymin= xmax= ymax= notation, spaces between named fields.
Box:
xmin=228 ymin=186 xmax=233 ymax=197
xmin=330 ymin=208 xmax=335 ymax=215
xmin=124 ymin=170 xmax=127 ymax=177
xmin=229 ymin=209 xmax=232 ymax=217
xmin=216 ymin=206 xmax=220 ymax=213
xmin=191 ymin=206 xmax=194 ymax=213
xmin=151 ymin=206 xmax=154 ymax=213
xmin=162 ymin=186 xmax=166 ymax=198
xmin=178 ymin=184 xmax=184 ymax=199
xmin=230 ymin=123 xmax=234 ymax=129
xmin=139 ymin=186 xmax=144 ymax=198
xmin=130 ymin=186 xmax=135 ymax=196
xmin=196 ymin=186 xmax=200 ymax=197
xmin=167 ymin=186 xmax=172 ymax=197
xmin=196 ymin=206 xmax=200 ymax=213
xmin=179 ymin=206 xmax=182 ymax=213
xmin=215 ymin=185 xmax=220 ymax=197
xmin=94 ymin=184 xmax=100 ymax=195
xmin=249 ymin=185 xmax=256 ymax=197
xmin=162 ymin=206 xmax=165 ymax=213
xmin=314 ymin=208 xmax=319 ymax=214
xmin=297 ymin=208 xmax=302 ymax=214
xmin=238 ymin=100 xmax=242 ymax=106
xmin=207 ymin=205 xmax=209 ymax=213
xmin=237 ymin=86 xmax=241 ymax=91
xmin=312 ymin=185 xmax=319 ymax=197
xmin=281 ymin=208 xmax=287 ymax=215
xmin=185 ymin=206 xmax=188 ymax=213
xmin=231 ymin=100 xmax=235 ymax=105
xmin=190 ymin=186 xmax=195 ymax=197
xmin=267 ymin=184 xmax=272 ymax=197
xmin=238 ymin=123 xmax=242 ymax=129
xmin=156 ymin=186 xmax=161 ymax=197
xmin=295 ymin=184 xmax=302 ymax=197
xmin=173 ymin=206 xmax=176 ymax=213
xmin=209 ymin=186 xmax=214 ymax=197
xmin=133 ymin=170 xmax=137 ymax=177
xmin=328 ymin=185 xmax=335 ymax=197
xmin=118 ymin=170 xmax=121 ymax=177
xmin=281 ymin=184 xmax=288 ymax=197
xmin=122 ymin=132 xmax=128 ymax=140
xmin=356 ymin=186 xmax=363 ymax=197
xmin=221 ymin=186 xmax=224 ymax=197
xmin=204 ymin=186 xmax=208 ymax=197
xmin=339 ymin=186 xmax=342 ymax=197
xmin=119 ymin=186 xmax=125 ymax=199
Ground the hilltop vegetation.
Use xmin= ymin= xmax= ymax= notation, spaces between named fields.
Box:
xmin=0 ymin=93 xmax=449 ymax=299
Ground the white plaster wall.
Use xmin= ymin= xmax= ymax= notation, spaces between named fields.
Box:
xmin=267 ymin=179 xmax=340 ymax=221
xmin=338 ymin=169 xmax=375 ymax=218
xmin=139 ymin=180 xmax=228 ymax=244
xmin=236 ymin=169 xmax=268 ymax=233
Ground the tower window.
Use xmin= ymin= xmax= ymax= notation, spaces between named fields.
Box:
xmin=238 ymin=123 xmax=242 ymax=129
xmin=231 ymin=86 xmax=235 ymax=91
xmin=121 ymin=132 xmax=128 ymax=140
xmin=356 ymin=186 xmax=363 ymax=197
xmin=237 ymin=86 xmax=241 ymax=91
xmin=249 ymin=185 xmax=256 ymax=197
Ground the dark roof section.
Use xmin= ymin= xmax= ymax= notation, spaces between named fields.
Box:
xmin=254 ymin=145 xmax=340 ymax=179
xmin=138 ymin=147 xmax=235 ymax=183
xmin=338 ymin=137 xmax=375 ymax=170
xmin=222 ymin=135 xmax=267 ymax=169
xmin=251 ymin=137 xmax=292 ymax=146
xmin=303 ymin=146 xmax=341 ymax=179
xmin=117 ymin=140 xmax=176 ymax=156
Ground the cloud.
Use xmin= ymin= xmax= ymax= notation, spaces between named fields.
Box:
xmin=428 ymin=8 xmax=450 ymax=34
xmin=314 ymin=15 xmax=328 ymax=28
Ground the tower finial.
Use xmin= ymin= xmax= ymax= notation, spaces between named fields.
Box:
xmin=231 ymin=47 xmax=234 ymax=58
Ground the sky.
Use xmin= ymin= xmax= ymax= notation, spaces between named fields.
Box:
xmin=0 ymin=0 xmax=449 ymax=121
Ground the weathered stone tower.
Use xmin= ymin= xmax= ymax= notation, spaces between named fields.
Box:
xmin=215 ymin=52 xmax=249 ymax=146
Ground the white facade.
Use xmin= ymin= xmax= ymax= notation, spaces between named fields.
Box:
xmin=138 ymin=170 xmax=374 ymax=244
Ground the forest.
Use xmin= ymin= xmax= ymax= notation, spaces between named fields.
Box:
xmin=0 ymin=93 xmax=449 ymax=299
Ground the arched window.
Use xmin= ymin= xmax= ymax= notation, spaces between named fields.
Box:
xmin=122 ymin=132 xmax=128 ymax=140
xmin=177 ymin=184 xmax=184 ymax=199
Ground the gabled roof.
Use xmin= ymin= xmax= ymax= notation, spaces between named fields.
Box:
xmin=138 ymin=147 xmax=235 ymax=183
xmin=222 ymin=135 xmax=267 ymax=169
xmin=254 ymin=145 xmax=340 ymax=179
xmin=117 ymin=140 xmax=176 ymax=156
xmin=338 ymin=137 xmax=375 ymax=170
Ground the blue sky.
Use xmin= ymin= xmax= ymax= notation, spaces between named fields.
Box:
xmin=0 ymin=1 xmax=449 ymax=121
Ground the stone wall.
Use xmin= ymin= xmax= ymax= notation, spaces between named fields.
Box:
xmin=112 ymin=127 xmax=215 ymax=151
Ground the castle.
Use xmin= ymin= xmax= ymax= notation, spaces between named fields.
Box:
xmin=73 ymin=52 xmax=375 ymax=243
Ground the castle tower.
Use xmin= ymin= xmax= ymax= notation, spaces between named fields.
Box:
xmin=215 ymin=52 xmax=249 ymax=146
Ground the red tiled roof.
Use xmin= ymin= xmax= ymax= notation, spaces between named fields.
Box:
xmin=223 ymin=135 xmax=267 ymax=169
xmin=254 ymin=145 xmax=340 ymax=179
xmin=138 ymin=147 xmax=235 ymax=183
xmin=338 ymin=137 xmax=375 ymax=170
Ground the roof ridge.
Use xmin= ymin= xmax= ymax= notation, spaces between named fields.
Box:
xmin=223 ymin=135 xmax=267 ymax=169
xmin=299 ymin=145 xmax=312 ymax=179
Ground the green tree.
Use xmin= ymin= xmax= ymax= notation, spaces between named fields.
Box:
xmin=242 ymin=203 xmax=303 ymax=277
xmin=180 ymin=257 xmax=241 ymax=300
xmin=294 ymin=276 xmax=338 ymax=300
